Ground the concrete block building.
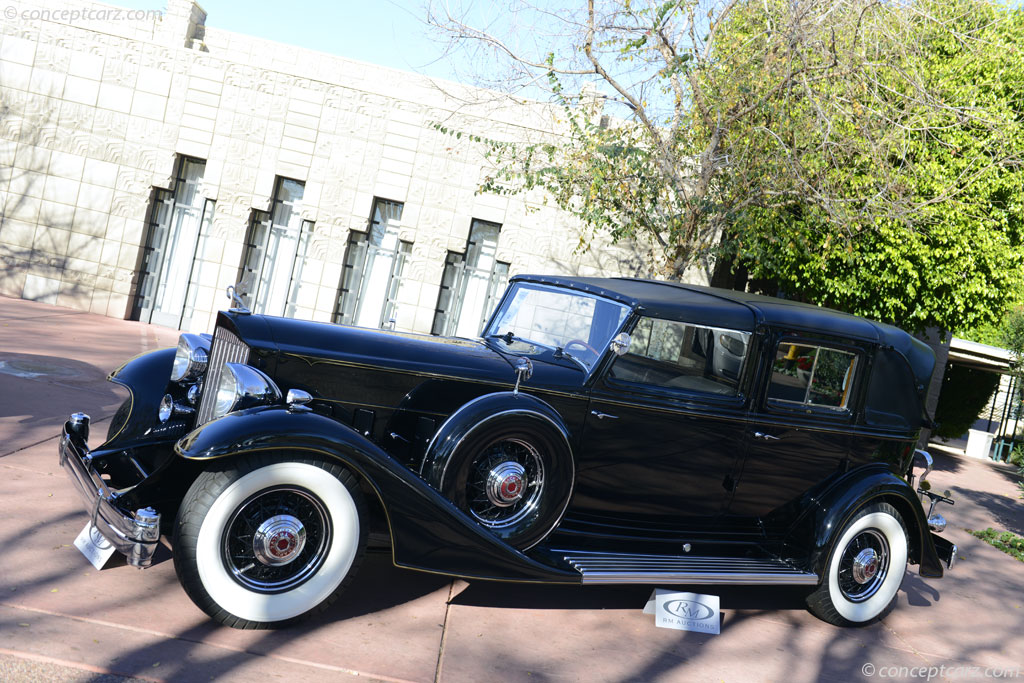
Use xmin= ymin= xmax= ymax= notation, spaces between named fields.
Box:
xmin=0 ymin=0 xmax=665 ymax=335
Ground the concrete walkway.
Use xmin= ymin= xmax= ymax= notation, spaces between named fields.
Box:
xmin=1 ymin=295 xmax=1021 ymax=682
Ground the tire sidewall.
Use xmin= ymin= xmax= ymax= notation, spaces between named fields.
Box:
xmin=191 ymin=461 xmax=362 ymax=624
xmin=442 ymin=415 xmax=573 ymax=549
xmin=826 ymin=509 xmax=908 ymax=624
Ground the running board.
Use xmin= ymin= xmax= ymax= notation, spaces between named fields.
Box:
xmin=560 ymin=551 xmax=819 ymax=585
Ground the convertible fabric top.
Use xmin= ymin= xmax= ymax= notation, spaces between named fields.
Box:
xmin=512 ymin=274 xmax=935 ymax=387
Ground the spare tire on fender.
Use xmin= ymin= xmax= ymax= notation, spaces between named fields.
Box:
xmin=425 ymin=393 xmax=575 ymax=550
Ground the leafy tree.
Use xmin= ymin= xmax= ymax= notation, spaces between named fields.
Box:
xmin=735 ymin=1 xmax=1024 ymax=331
xmin=428 ymin=0 xmax=1024 ymax=331
xmin=1000 ymin=306 xmax=1024 ymax=366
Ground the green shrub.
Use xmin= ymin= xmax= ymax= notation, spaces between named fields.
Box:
xmin=969 ymin=528 xmax=1024 ymax=562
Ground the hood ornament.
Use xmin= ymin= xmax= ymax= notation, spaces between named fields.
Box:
xmin=226 ymin=284 xmax=251 ymax=315
xmin=513 ymin=357 xmax=533 ymax=397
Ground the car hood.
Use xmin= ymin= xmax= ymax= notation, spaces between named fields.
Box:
xmin=221 ymin=311 xmax=587 ymax=393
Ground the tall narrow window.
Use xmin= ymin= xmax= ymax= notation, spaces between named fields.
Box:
xmin=335 ymin=199 xmax=412 ymax=328
xmin=432 ymin=219 xmax=510 ymax=337
xmin=238 ymin=177 xmax=316 ymax=318
xmin=133 ymin=157 xmax=216 ymax=329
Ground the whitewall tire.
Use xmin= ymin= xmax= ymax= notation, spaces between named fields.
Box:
xmin=173 ymin=454 xmax=366 ymax=629
xmin=807 ymin=502 xmax=908 ymax=626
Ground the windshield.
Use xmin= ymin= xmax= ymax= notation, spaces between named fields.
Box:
xmin=484 ymin=282 xmax=631 ymax=371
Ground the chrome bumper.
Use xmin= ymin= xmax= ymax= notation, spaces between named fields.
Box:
xmin=58 ymin=414 xmax=161 ymax=568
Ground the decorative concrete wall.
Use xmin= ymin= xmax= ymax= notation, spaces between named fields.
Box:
xmin=0 ymin=0 xmax=684 ymax=334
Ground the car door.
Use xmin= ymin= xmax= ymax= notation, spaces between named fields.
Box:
xmin=727 ymin=337 xmax=863 ymax=527
xmin=570 ymin=316 xmax=753 ymax=528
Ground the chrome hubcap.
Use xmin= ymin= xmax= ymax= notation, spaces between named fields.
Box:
xmin=486 ymin=461 xmax=527 ymax=507
xmin=253 ymin=515 xmax=306 ymax=566
xmin=223 ymin=486 xmax=331 ymax=593
xmin=852 ymin=548 xmax=879 ymax=584
xmin=838 ymin=529 xmax=890 ymax=602
xmin=466 ymin=438 xmax=545 ymax=530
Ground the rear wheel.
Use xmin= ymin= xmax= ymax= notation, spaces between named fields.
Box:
xmin=807 ymin=502 xmax=908 ymax=626
xmin=173 ymin=453 xmax=365 ymax=629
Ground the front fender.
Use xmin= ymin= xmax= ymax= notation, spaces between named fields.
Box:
xmin=104 ymin=347 xmax=176 ymax=447
xmin=175 ymin=406 xmax=578 ymax=583
xmin=785 ymin=467 xmax=944 ymax=579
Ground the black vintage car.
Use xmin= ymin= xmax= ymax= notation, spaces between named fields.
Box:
xmin=59 ymin=275 xmax=957 ymax=629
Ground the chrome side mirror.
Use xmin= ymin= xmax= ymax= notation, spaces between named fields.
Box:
xmin=610 ymin=332 xmax=631 ymax=356
xmin=513 ymin=357 xmax=533 ymax=396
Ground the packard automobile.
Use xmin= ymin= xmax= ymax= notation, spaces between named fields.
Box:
xmin=59 ymin=275 xmax=956 ymax=628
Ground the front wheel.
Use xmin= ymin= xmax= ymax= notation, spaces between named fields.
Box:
xmin=807 ymin=502 xmax=908 ymax=626
xmin=173 ymin=453 xmax=366 ymax=629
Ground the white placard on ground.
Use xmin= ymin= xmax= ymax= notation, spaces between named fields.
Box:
xmin=644 ymin=589 xmax=721 ymax=634
xmin=73 ymin=522 xmax=117 ymax=570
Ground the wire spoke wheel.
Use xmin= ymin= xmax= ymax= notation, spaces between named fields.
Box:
xmin=836 ymin=529 xmax=889 ymax=603
xmin=222 ymin=486 xmax=332 ymax=593
xmin=174 ymin=455 xmax=366 ymax=629
xmin=806 ymin=502 xmax=908 ymax=626
xmin=465 ymin=438 xmax=545 ymax=529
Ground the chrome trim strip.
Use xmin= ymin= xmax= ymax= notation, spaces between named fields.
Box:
xmin=559 ymin=551 xmax=819 ymax=585
xmin=574 ymin=572 xmax=820 ymax=585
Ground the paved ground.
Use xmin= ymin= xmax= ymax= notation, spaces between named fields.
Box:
xmin=0 ymin=294 xmax=1021 ymax=683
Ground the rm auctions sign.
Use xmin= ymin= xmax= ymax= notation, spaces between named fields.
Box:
xmin=643 ymin=589 xmax=721 ymax=634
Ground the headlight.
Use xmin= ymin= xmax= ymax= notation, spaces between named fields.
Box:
xmin=170 ymin=334 xmax=209 ymax=382
xmin=158 ymin=394 xmax=174 ymax=423
xmin=212 ymin=363 xmax=282 ymax=418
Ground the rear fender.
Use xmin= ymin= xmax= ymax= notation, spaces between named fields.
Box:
xmin=784 ymin=467 xmax=944 ymax=579
xmin=175 ymin=406 xmax=578 ymax=583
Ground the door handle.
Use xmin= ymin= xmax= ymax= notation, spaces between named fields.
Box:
xmin=752 ymin=431 xmax=781 ymax=441
xmin=591 ymin=410 xmax=619 ymax=420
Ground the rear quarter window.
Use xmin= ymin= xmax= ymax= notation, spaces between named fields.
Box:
xmin=767 ymin=343 xmax=859 ymax=412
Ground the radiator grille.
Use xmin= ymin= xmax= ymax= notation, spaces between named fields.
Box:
xmin=196 ymin=326 xmax=250 ymax=425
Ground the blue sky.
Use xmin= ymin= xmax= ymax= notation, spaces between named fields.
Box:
xmin=114 ymin=0 xmax=460 ymax=80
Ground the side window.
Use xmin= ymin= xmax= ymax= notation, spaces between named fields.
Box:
xmin=609 ymin=317 xmax=750 ymax=397
xmin=767 ymin=343 xmax=858 ymax=411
